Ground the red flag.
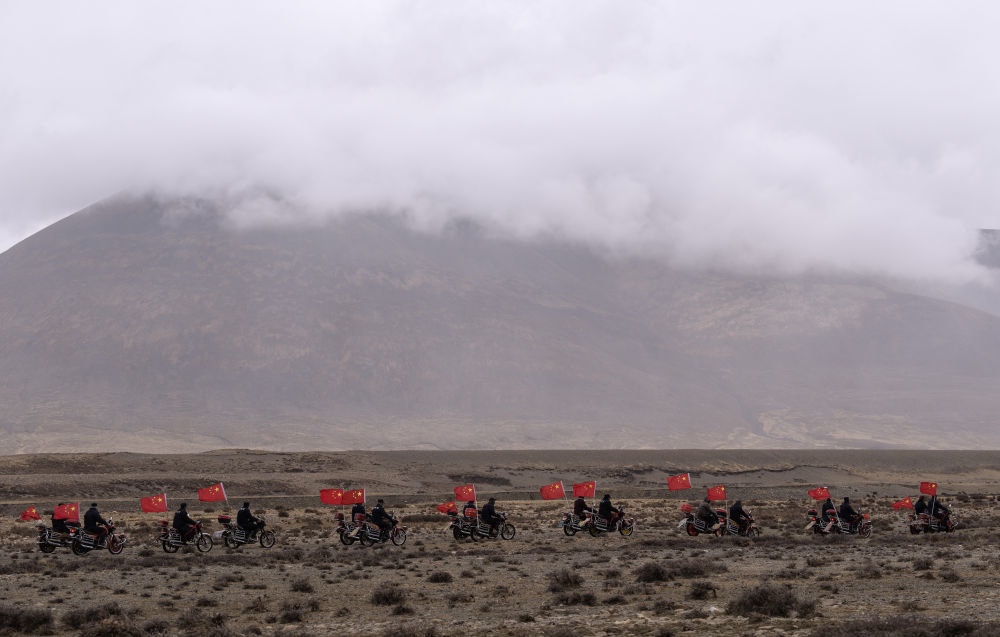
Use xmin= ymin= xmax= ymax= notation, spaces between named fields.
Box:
xmin=539 ymin=481 xmax=566 ymax=500
xmin=140 ymin=493 xmax=168 ymax=513
xmin=920 ymin=482 xmax=938 ymax=496
xmin=342 ymin=489 xmax=365 ymax=505
xmin=53 ymin=502 xmax=79 ymax=522
xmin=892 ymin=497 xmax=914 ymax=510
xmin=320 ymin=488 xmax=344 ymax=505
xmin=808 ymin=487 xmax=830 ymax=501
xmin=20 ymin=506 xmax=41 ymax=521
xmin=454 ymin=484 xmax=476 ymax=502
xmin=572 ymin=481 xmax=596 ymax=498
xmin=706 ymin=485 xmax=727 ymax=501
xmin=198 ymin=482 xmax=227 ymax=502
xmin=436 ymin=501 xmax=458 ymax=515
xmin=667 ymin=473 xmax=692 ymax=490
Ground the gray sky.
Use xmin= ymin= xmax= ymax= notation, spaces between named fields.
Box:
xmin=2 ymin=2 xmax=999 ymax=282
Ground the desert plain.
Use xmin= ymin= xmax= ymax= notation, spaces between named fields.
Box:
xmin=1 ymin=449 xmax=1000 ymax=636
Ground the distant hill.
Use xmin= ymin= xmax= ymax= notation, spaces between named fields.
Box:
xmin=2 ymin=195 xmax=1000 ymax=452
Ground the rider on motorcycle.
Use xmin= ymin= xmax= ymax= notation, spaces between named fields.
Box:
xmin=697 ymin=498 xmax=718 ymax=531
xmin=914 ymin=495 xmax=929 ymax=515
xmin=52 ymin=503 xmax=72 ymax=538
xmin=573 ymin=495 xmax=592 ymax=526
xmin=173 ymin=503 xmax=197 ymax=540
xmin=729 ymin=499 xmax=750 ymax=533
xmin=931 ymin=498 xmax=951 ymax=528
xmin=237 ymin=501 xmax=263 ymax=538
xmin=349 ymin=500 xmax=367 ymax=537
xmin=83 ymin=503 xmax=109 ymax=544
xmin=481 ymin=498 xmax=501 ymax=535
xmin=598 ymin=494 xmax=617 ymax=526
xmin=839 ymin=497 xmax=858 ymax=526
xmin=370 ymin=499 xmax=392 ymax=537
xmin=820 ymin=498 xmax=837 ymax=532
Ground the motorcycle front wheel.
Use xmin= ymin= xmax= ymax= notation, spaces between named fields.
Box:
xmin=619 ymin=523 xmax=634 ymax=537
xmin=259 ymin=531 xmax=276 ymax=548
xmin=859 ymin=523 xmax=872 ymax=539
xmin=500 ymin=524 xmax=516 ymax=540
xmin=391 ymin=529 xmax=407 ymax=546
xmin=162 ymin=540 xmax=178 ymax=553
xmin=746 ymin=526 xmax=761 ymax=538
xmin=196 ymin=534 xmax=213 ymax=553
xmin=108 ymin=536 xmax=125 ymax=555
xmin=38 ymin=543 xmax=56 ymax=554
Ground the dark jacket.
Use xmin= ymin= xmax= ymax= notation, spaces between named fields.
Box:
xmin=481 ymin=501 xmax=497 ymax=523
xmin=237 ymin=507 xmax=255 ymax=529
xmin=573 ymin=497 xmax=591 ymax=517
xmin=839 ymin=503 xmax=857 ymax=520
xmin=729 ymin=502 xmax=747 ymax=521
xmin=83 ymin=507 xmax=106 ymax=532
xmin=598 ymin=499 xmax=615 ymax=519
xmin=52 ymin=515 xmax=70 ymax=533
xmin=821 ymin=499 xmax=836 ymax=520
xmin=351 ymin=503 xmax=366 ymax=520
xmin=914 ymin=499 xmax=928 ymax=515
xmin=173 ymin=509 xmax=195 ymax=530
xmin=371 ymin=504 xmax=388 ymax=523
xmin=697 ymin=501 xmax=716 ymax=524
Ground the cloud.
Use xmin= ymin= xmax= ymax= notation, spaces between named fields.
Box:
xmin=1 ymin=1 xmax=999 ymax=282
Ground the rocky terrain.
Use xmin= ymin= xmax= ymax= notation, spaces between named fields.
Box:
xmin=1 ymin=450 xmax=998 ymax=636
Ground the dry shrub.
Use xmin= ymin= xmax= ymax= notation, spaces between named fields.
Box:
xmin=727 ymin=584 xmax=814 ymax=618
xmin=809 ymin=618 xmax=1000 ymax=636
xmin=547 ymin=568 xmax=582 ymax=592
xmin=0 ymin=604 xmax=53 ymax=634
xmin=371 ymin=585 xmax=406 ymax=606
xmin=634 ymin=562 xmax=671 ymax=583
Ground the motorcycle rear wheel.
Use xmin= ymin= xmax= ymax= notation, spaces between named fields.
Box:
xmin=909 ymin=525 xmax=922 ymax=535
xmin=223 ymin=533 xmax=238 ymax=548
xmin=500 ymin=524 xmax=516 ymax=540
xmin=563 ymin=524 xmax=576 ymax=536
xmin=588 ymin=525 xmax=600 ymax=538
xmin=108 ymin=536 xmax=125 ymax=555
xmin=71 ymin=540 xmax=88 ymax=556
xmin=339 ymin=531 xmax=354 ymax=545
xmin=359 ymin=530 xmax=374 ymax=546
xmin=38 ymin=543 xmax=56 ymax=554
xmin=686 ymin=524 xmax=699 ymax=537
xmin=259 ymin=531 xmax=276 ymax=548
xmin=196 ymin=534 xmax=213 ymax=553
xmin=452 ymin=526 xmax=464 ymax=541
xmin=162 ymin=540 xmax=178 ymax=553
xmin=391 ymin=529 xmax=407 ymax=546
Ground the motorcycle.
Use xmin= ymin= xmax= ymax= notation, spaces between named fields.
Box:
xmin=71 ymin=518 xmax=127 ymax=555
xmin=678 ymin=504 xmax=721 ymax=537
xmin=586 ymin=505 xmax=634 ymax=538
xmin=158 ymin=519 xmax=213 ymax=553
xmin=447 ymin=510 xmax=481 ymax=541
xmin=717 ymin=508 xmax=761 ymax=538
xmin=471 ymin=511 xmax=516 ymax=541
xmin=804 ymin=509 xmax=872 ymax=538
xmin=36 ymin=522 xmax=80 ymax=553
xmin=218 ymin=515 xmax=276 ymax=548
xmin=559 ymin=511 xmax=590 ymax=536
xmin=908 ymin=509 xmax=958 ymax=534
xmin=337 ymin=512 xmax=407 ymax=546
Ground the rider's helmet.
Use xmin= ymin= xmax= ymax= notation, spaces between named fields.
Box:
xmin=488 ymin=497 xmax=495 ymax=503
xmin=603 ymin=494 xmax=611 ymax=501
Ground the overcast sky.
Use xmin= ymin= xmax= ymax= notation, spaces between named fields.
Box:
xmin=2 ymin=2 xmax=999 ymax=282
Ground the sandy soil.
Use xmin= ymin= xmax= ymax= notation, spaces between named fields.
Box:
xmin=1 ymin=450 xmax=998 ymax=636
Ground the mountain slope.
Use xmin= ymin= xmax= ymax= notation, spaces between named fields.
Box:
xmin=2 ymin=195 xmax=999 ymax=452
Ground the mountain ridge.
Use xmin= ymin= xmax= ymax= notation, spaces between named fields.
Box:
xmin=2 ymin=195 xmax=999 ymax=452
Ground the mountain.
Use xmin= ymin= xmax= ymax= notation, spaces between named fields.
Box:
xmin=2 ymin=195 xmax=1000 ymax=452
